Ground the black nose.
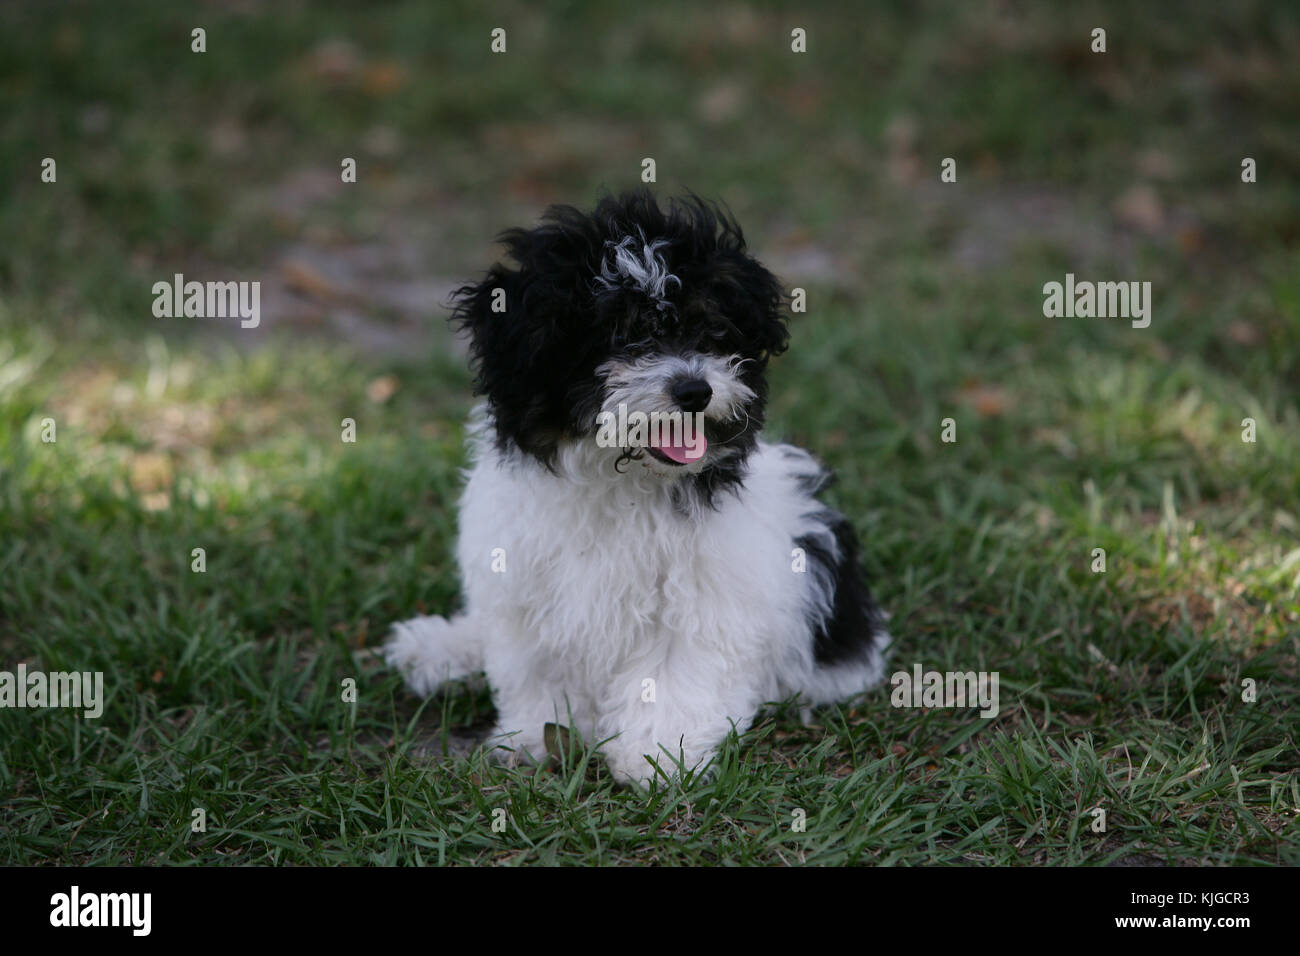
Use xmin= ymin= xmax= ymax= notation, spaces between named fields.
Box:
xmin=671 ymin=378 xmax=713 ymax=413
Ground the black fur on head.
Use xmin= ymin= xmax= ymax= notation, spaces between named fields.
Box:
xmin=451 ymin=189 xmax=789 ymax=500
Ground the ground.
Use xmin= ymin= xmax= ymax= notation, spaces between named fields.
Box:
xmin=1 ymin=1 xmax=1297 ymax=865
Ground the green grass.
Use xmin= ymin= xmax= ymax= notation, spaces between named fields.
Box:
xmin=1 ymin=0 xmax=1298 ymax=865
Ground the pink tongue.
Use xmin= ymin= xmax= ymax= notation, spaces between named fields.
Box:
xmin=654 ymin=434 xmax=707 ymax=463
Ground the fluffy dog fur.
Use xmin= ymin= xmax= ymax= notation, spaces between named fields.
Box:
xmin=385 ymin=190 xmax=890 ymax=787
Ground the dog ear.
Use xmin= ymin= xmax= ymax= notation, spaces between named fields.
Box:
xmin=709 ymin=250 xmax=791 ymax=364
xmin=451 ymin=216 xmax=602 ymax=464
xmin=668 ymin=194 xmax=790 ymax=363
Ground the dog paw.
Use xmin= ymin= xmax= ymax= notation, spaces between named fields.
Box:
xmin=604 ymin=749 xmax=657 ymax=790
xmin=603 ymin=742 xmax=714 ymax=790
xmin=484 ymin=726 xmax=548 ymax=768
xmin=383 ymin=615 xmax=470 ymax=696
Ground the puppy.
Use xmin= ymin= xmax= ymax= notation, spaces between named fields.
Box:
xmin=386 ymin=190 xmax=890 ymax=787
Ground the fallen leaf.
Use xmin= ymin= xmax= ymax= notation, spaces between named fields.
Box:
xmin=305 ymin=39 xmax=361 ymax=82
xmin=363 ymin=61 xmax=407 ymax=96
xmin=1113 ymin=184 xmax=1164 ymax=233
xmin=543 ymin=722 xmax=572 ymax=760
xmin=281 ymin=260 xmax=343 ymax=302
xmin=129 ymin=452 xmax=173 ymax=494
xmin=958 ymin=382 xmax=1010 ymax=418
xmin=1226 ymin=320 xmax=1262 ymax=345
xmin=366 ymin=375 xmax=398 ymax=403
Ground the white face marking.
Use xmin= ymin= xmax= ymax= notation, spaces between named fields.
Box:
xmin=594 ymin=353 xmax=756 ymax=477
xmin=592 ymin=233 xmax=681 ymax=310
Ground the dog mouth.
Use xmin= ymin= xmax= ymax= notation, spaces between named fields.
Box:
xmin=645 ymin=433 xmax=708 ymax=466
xmin=646 ymin=446 xmax=686 ymax=467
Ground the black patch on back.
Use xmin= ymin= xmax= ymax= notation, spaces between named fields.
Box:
xmin=796 ymin=510 xmax=886 ymax=666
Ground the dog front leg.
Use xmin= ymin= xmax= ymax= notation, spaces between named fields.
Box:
xmin=384 ymin=613 xmax=483 ymax=696
xmin=482 ymin=641 xmax=592 ymax=768
xmin=599 ymin=664 xmax=761 ymax=789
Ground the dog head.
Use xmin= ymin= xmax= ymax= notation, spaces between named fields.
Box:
xmin=452 ymin=189 xmax=788 ymax=500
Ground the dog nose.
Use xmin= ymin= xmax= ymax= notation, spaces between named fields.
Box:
xmin=671 ymin=378 xmax=713 ymax=412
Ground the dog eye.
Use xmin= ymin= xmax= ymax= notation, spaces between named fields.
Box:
xmin=612 ymin=333 xmax=651 ymax=356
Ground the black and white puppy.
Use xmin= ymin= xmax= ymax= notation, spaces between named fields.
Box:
xmin=386 ymin=190 xmax=889 ymax=787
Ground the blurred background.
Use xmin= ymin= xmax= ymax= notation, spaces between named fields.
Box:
xmin=3 ymin=0 xmax=1299 ymax=681
xmin=1 ymin=0 xmax=1298 ymax=865
xmin=4 ymin=0 xmax=1298 ymax=358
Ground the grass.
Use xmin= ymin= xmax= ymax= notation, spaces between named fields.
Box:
xmin=1 ymin=0 xmax=1298 ymax=865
